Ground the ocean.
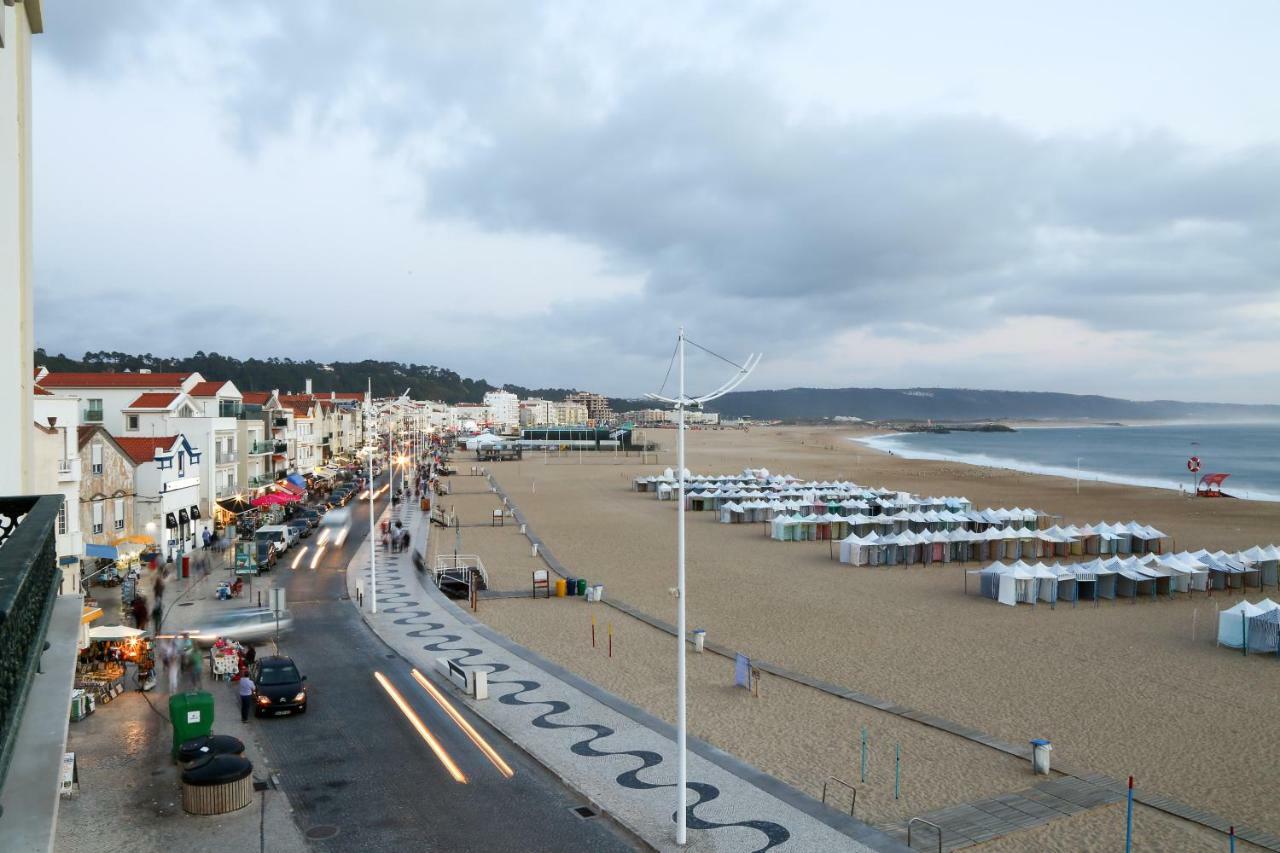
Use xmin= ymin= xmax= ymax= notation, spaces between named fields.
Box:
xmin=856 ymin=423 xmax=1280 ymax=502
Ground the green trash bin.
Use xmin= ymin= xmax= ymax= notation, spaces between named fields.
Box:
xmin=169 ymin=691 xmax=215 ymax=759
xmin=576 ymin=578 xmax=587 ymax=597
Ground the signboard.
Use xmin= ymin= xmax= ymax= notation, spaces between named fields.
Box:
xmin=186 ymin=710 xmax=201 ymax=724
xmin=269 ymin=587 xmax=287 ymax=614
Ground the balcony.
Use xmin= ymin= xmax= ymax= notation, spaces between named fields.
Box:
xmin=82 ymin=408 xmax=103 ymax=423
xmin=216 ymin=482 xmax=240 ymax=498
xmin=0 ymin=495 xmax=62 ymax=794
xmin=215 ymin=451 xmax=238 ymax=465
xmin=56 ymin=458 xmax=82 ymax=483
xmin=249 ymin=474 xmax=275 ymax=488
xmin=249 ymin=441 xmax=274 ymax=455
xmin=272 ymin=417 xmax=289 ymax=428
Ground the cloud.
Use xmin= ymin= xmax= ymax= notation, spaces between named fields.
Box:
xmin=31 ymin=1 xmax=1280 ymax=403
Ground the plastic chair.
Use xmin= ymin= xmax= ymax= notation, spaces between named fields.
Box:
xmin=532 ymin=569 xmax=549 ymax=599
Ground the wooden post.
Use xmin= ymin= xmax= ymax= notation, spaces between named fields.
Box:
xmin=607 ymin=623 xmax=613 ymax=658
xmin=591 ymin=615 xmax=596 ymax=648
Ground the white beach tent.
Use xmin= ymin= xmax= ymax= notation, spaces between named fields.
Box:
xmin=1218 ymin=600 xmax=1267 ymax=648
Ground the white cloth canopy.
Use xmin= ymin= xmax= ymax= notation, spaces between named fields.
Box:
xmin=89 ymin=625 xmax=145 ymax=641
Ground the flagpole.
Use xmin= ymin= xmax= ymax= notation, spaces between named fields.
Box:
xmin=675 ymin=326 xmax=688 ymax=845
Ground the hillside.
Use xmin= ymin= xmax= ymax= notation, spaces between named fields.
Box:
xmin=700 ymin=387 xmax=1280 ymax=423
xmin=33 ymin=349 xmax=580 ymax=404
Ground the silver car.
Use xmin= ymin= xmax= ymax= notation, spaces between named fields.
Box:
xmin=187 ymin=607 xmax=294 ymax=646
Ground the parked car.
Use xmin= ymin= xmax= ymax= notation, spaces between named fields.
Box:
xmin=256 ymin=525 xmax=293 ymax=553
xmin=251 ymin=654 xmax=307 ymax=716
xmin=190 ymin=607 xmax=293 ymax=646
xmin=286 ymin=519 xmax=312 ymax=539
xmin=254 ymin=540 xmax=277 ymax=570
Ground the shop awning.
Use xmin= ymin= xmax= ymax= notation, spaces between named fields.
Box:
xmin=178 ymin=508 xmax=190 ymax=524
xmin=81 ymin=606 xmax=104 ymax=624
xmin=217 ymin=496 xmax=256 ymax=515
xmin=279 ymin=481 xmax=305 ymax=496
xmin=190 ymin=505 xmax=201 ymax=519
xmin=165 ymin=512 xmax=178 ymax=529
xmin=85 ymin=543 xmax=118 ymax=560
xmin=286 ymin=474 xmax=307 ymax=489
xmin=89 ymin=625 xmax=145 ymax=641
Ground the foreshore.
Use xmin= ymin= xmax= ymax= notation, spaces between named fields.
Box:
xmin=443 ymin=426 xmax=1279 ymax=850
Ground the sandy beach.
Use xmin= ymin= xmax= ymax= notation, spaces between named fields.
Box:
xmin=430 ymin=426 xmax=1279 ymax=849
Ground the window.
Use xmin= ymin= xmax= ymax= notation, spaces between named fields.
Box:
xmin=57 ymin=503 xmax=67 ymax=535
xmin=113 ymin=498 xmax=126 ymax=531
xmin=91 ymin=443 xmax=104 ymax=474
xmin=85 ymin=398 xmax=104 ymax=422
xmin=92 ymin=501 xmax=104 ymax=534
xmin=178 ymin=451 xmax=185 ymax=476
xmin=126 ymin=414 xmax=139 ymax=431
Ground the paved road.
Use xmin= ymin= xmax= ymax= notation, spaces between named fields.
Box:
xmin=252 ymin=482 xmax=638 ymax=852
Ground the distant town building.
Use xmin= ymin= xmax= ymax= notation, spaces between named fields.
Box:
xmin=565 ymin=391 xmax=613 ymax=425
xmin=482 ymin=389 xmax=520 ymax=430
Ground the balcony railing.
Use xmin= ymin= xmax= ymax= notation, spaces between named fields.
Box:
xmin=272 ymin=418 xmax=289 ymax=428
xmin=83 ymin=409 xmax=103 ymax=423
xmin=215 ymin=451 xmax=238 ymax=465
xmin=249 ymin=441 xmax=274 ymax=455
xmin=249 ymin=474 xmax=275 ymax=488
xmin=56 ymin=458 xmax=82 ymax=483
xmin=216 ymin=482 xmax=240 ymax=498
xmin=0 ymin=495 xmax=62 ymax=794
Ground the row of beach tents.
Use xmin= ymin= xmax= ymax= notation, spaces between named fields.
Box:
xmin=971 ymin=550 xmax=1280 ymax=607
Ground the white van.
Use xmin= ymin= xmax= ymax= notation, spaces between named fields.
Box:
xmin=255 ymin=525 xmax=294 ymax=553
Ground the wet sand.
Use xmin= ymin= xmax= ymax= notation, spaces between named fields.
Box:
xmin=434 ymin=426 xmax=1279 ymax=849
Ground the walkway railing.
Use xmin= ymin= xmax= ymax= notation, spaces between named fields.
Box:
xmin=907 ymin=817 xmax=943 ymax=852
xmin=0 ymin=495 xmax=63 ymax=796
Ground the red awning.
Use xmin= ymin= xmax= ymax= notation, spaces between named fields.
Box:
xmin=278 ymin=481 xmax=305 ymax=496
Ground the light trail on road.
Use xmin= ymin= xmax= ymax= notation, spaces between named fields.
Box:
xmin=412 ymin=668 xmax=514 ymax=779
xmin=310 ymin=544 xmax=326 ymax=570
xmin=374 ymin=671 xmax=467 ymax=783
xmin=291 ymin=546 xmax=309 ymax=570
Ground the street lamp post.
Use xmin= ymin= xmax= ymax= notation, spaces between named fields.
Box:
xmin=647 ymin=328 xmax=758 ymax=846
xmin=366 ymin=379 xmax=378 ymax=613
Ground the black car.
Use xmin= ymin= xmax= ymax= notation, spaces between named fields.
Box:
xmin=251 ymin=655 xmax=308 ymax=716
xmin=286 ymin=519 xmax=312 ymax=539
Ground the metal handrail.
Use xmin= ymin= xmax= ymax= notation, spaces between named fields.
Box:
xmin=821 ymin=776 xmax=857 ymax=816
xmin=907 ymin=817 xmax=943 ymax=852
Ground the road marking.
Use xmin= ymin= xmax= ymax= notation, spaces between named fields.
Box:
xmin=291 ymin=546 xmax=309 ymax=570
xmin=310 ymin=545 xmax=327 ymax=570
xmin=374 ymin=671 xmax=467 ymax=783
xmin=411 ymin=669 xmax=514 ymax=779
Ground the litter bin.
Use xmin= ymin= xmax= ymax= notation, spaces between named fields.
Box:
xmin=169 ymin=691 xmax=215 ymax=759
xmin=555 ymin=579 xmax=567 ymax=597
xmin=576 ymin=578 xmax=587 ymax=597
xmin=1030 ymin=738 xmax=1052 ymax=775
xmin=182 ymin=555 xmax=190 ymax=578
xmin=565 ymin=577 xmax=576 ymax=596
xmin=692 ymin=629 xmax=706 ymax=653
xmin=178 ymin=734 xmax=245 ymax=764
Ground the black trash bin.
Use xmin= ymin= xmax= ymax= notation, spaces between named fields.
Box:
xmin=181 ymin=754 xmax=254 ymax=815
xmin=177 ymin=734 xmax=246 ymax=764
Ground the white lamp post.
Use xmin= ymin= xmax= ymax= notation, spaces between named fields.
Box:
xmin=647 ymin=327 xmax=758 ymax=846
xmin=366 ymin=379 xmax=378 ymax=613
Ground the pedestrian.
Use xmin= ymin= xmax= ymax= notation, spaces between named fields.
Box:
xmin=244 ymin=644 xmax=257 ymax=667
xmin=151 ymin=598 xmax=164 ymax=635
xmin=401 ymin=529 xmax=411 ymax=552
xmin=237 ymin=671 xmax=256 ymax=722
xmin=131 ymin=594 xmax=149 ymax=633
xmin=160 ymin=638 xmax=179 ymax=693
xmin=203 ymin=528 xmax=213 ymax=549
xmin=185 ymin=641 xmax=203 ymax=690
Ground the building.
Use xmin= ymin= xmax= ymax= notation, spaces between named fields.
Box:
xmin=482 ymin=389 xmax=519 ymax=431
xmin=114 ymin=434 xmax=204 ymax=562
xmin=0 ymin=0 xmax=42 ymax=495
xmin=564 ymin=391 xmax=613 ymax=425
xmin=450 ymin=403 xmax=492 ymax=432
xmin=77 ymin=426 xmax=138 ymax=578
xmin=34 ymin=369 xmax=200 ymax=433
xmin=32 ymin=388 xmax=82 ymax=594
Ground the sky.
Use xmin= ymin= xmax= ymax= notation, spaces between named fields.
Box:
xmin=31 ymin=1 xmax=1280 ymax=403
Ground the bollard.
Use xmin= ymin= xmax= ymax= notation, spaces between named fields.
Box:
xmin=894 ymin=744 xmax=901 ymax=800
xmin=1125 ymin=776 xmax=1134 ymax=853
xmin=591 ymin=615 xmax=596 ymax=648
xmin=860 ymin=727 xmax=867 ymax=784
xmin=608 ymin=623 xmax=613 ymax=658
xmin=532 ymin=543 xmax=539 ymax=557
xmin=1230 ymin=826 xmax=1236 ymax=853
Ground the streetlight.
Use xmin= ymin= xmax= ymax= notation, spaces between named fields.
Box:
xmin=365 ymin=379 xmax=378 ymax=613
xmin=646 ymin=327 xmax=759 ymax=846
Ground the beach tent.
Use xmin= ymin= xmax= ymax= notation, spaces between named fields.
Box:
xmin=718 ymin=502 xmax=745 ymax=524
xmin=1218 ymin=600 xmax=1267 ymax=648
xmin=1245 ymin=600 xmax=1280 ymax=654
xmin=1000 ymin=562 xmax=1038 ymax=605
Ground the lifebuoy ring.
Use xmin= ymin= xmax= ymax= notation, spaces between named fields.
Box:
xmin=1187 ymin=456 xmax=1201 ymax=473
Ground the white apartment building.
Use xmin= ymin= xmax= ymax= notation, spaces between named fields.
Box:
xmin=115 ymin=435 xmax=204 ymax=562
xmin=482 ymin=390 xmax=520 ymax=431
xmin=32 ymin=391 xmax=82 ymax=594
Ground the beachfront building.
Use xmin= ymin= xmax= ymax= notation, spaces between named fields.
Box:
xmin=565 ymin=391 xmax=613 ymax=425
xmin=281 ymin=396 xmax=321 ymax=473
xmin=483 ymin=389 xmax=520 ymax=431
xmin=520 ymin=398 xmax=590 ymax=427
xmin=450 ymin=402 xmax=493 ymax=432
xmin=32 ymin=389 xmax=83 ymax=593
xmin=114 ymin=434 xmax=204 ymax=562
xmin=34 ymin=369 xmax=202 ymax=433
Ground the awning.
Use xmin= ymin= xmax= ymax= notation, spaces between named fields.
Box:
xmin=216 ymin=497 xmax=256 ymax=516
xmin=81 ymin=606 xmax=104 ymax=624
xmin=85 ymin=543 xmax=118 ymax=560
xmin=279 ymin=481 xmax=305 ymax=496
xmin=165 ymin=512 xmax=178 ymax=529
xmin=178 ymin=508 xmax=190 ymax=524
xmin=286 ymin=474 xmax=307 ymax=489
xmin=190 ymin=505 xmax=202 ymax=520
xmin=59 ymin=555 xmax=79 ymax=566
xmin=89 ymin=625 xmax=145 ymax=641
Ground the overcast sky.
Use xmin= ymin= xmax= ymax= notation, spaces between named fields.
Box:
xmin=32 ymin=1 xmax=1280 ymax=403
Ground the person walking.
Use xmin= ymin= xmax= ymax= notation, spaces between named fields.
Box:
xmin=237 ymin=672 xmax=256 ymax=722
xmin=184 ymin=640 xmax=203 ymax=690
xmin=160 ymin=637 xmax=179 ymax=693
xmin=203 ymin=528 xmax=213 ymax=550
xmin=131 ymin=594 xmax=149 ymax=633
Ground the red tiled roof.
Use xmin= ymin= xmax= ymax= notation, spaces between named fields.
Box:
xmin=241 ymin=391 xmax=272 ymax=405
xmin=187 ymin=380 xmax=227 ymax=397
xmin=125 ymin=392 xmax=180 ymax=410
xmin=331 ymin=392 xmax=364 ymax=400
xmin=37 ymin=371 xmax=191 ymax=389
xmin=113 ymin=436 xmax=178 ymax=465
xmin=288 ymin=403 xmax=313 ymax=417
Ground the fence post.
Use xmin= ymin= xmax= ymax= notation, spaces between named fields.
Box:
xmin=1125 ymin=776 xmax=1134 ymax=853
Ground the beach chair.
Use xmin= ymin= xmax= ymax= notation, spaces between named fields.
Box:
xmin=532 ymin=569 xmax=550 ymax=599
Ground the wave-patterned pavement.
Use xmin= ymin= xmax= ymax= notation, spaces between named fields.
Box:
xmin=347 ymin=500 xmax=887 ymax=852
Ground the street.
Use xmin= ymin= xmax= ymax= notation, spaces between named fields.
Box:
xmin=245 ymin=482 xmax=639 ymax=852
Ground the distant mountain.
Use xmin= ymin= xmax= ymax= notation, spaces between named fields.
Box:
xmin=698 ymin=387 xmax=1280 ymax=423
xmin=33 ymin=349 xmax=583 ymax=404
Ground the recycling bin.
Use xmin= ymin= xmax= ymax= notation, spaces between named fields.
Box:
xmin=693 ymin=629 xmax=707 ymax=653
xmin=1030 ymin=738 xmax=1052 ymax=775
xmin=169 ymin=691 xmax=215 ymax=759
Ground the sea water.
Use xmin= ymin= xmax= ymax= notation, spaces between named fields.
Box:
xmin=857 ymin=423 xmax=1280 ymax=502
